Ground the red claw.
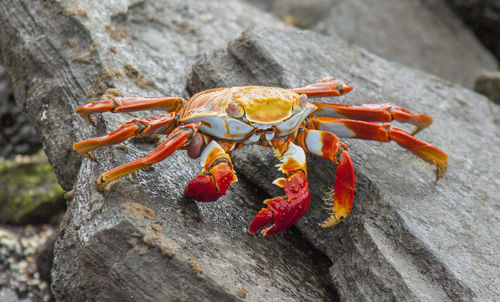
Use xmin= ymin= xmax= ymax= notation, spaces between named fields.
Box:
xmin=184 ymin=162 xmax=236 ymax=202
xmin=320 ymin=149 xmax=355 ymax=228
xmin=249 ymin=171 xmax=311 ymax=236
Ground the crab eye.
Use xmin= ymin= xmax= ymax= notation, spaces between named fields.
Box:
xmin=227 ymin=102 xmax=243 ymax=117
xmin=299 ymin=94 xmax=308 ymax=107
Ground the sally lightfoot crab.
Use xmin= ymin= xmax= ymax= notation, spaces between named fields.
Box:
xmin=73 ymin=78 xmax=448 ymax=236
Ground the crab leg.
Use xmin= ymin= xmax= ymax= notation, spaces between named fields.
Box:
xmin=296 ymin=129 xmax=355 ymax=227
xmin=287 ymin=77 xmax=353 ymax=98
xmin=312 ymin=102 xmax=433 ymax=134
xmin=95 ymin=123 xmax=200 ymax=191
xmin=73 ymin=113 xmax=177 ymax=161
xmin=184 ymin=141 xmax=238 ymax=202
xmin=76 ymin=96 xmax=183 ymax=125
xmin=248 ymin=142 xmax=311 ymax=236
xmin=310 ymin=117 xmax=448 ymax=179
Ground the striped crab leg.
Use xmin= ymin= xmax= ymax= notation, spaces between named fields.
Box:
xmin=296 ymin=129 xmax=355 ymax=228
xmin=309 ymin=117 xmax=448 ymax=180
xmin=184 ymin=141 xmax=238 ymax=202
xmin=248 ymin=142 xmax=311 ymax=236
xmin=76 ymin=96 xmax=184 ymax=125
xmin=288 ymin=77 xmax=353 ymax=97
xmin=73 ymin=113 xmax=177 ymax=161
xmin=312 ymin=102 xmax=433 ymax=135
xmin=95 ymin=123 xmax=200 ymax=191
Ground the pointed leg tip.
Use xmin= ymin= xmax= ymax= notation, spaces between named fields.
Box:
xmin=319 ymin=215 xmax=342 ymax=228
xmin=84 ymin=152 xmax=98 ymax=163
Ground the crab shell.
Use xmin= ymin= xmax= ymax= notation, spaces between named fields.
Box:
xmin=179 ymin=86 xmax=317 ymax=142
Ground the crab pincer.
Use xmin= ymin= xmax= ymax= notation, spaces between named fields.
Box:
xmin=249 ymin=171 xmax=311 ymax=236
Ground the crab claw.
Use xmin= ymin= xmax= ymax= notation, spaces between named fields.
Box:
xmin=249 ymin=171 xmax=311 ymax=236
xmin=320 ymin=149 xmax=355 ymax=228
xmin=184 ymin=161 xmax=236 ymax=202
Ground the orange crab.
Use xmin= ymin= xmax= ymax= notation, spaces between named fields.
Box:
xmin=73 ymin=78 xmax=448 ymax=236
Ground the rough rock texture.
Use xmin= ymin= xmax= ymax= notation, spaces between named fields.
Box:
xmin=446 ymin=0 xmax=500 ymax=60
xmin=0 ymin=151 xmax=66 ymax=225
xmin=474 ymin=71 xmax=500 ymax=105
xmin=0 ymin=65 xmax=42 ymax=158
xmin=1 ymin=1 xmax=499 ymax=302
xmin=244 ymin=0 xmax=336 ymax=28
xmin=0 ymin=226 xmax=55 ymax=302
xmin=312 ymin=0 xmax=498 ymax=88
xmin=190 ymin=27 xmax=500 ymax=301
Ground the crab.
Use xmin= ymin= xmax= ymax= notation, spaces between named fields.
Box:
xmin=73 ymin=78 xmax=448 ymax=236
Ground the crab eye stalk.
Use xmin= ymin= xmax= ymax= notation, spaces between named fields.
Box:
xmin=337 ymin=80 xmax=353 ymax=95
xmin=226 ymin=102 xmax=244 ymax=117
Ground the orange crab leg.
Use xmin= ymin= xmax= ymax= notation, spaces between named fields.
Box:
xmin=287 ymin=77 xmax=353 ymax=98
xmin=73 ymin=113 xmax=177 ymax=161
xmin=96 ymin=123 xmax=200 ymax=191
xmin=312 ymin=102 xmax=433 ymax=134
xmin=76 ymin=96 xmax=183 ymax=125
xmin=249 ymin=142 xmax=311 ymax=236
xmin=184 ymin=141 xmax=238 ymax=202
xmin=296 ymin=129 xmax=355 ymax=227
xmin=310 ymin=117 xmax=448 ymax=179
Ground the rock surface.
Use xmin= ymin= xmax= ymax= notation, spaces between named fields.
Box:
xmin=0 ymin=225 xmax=55 ymax=302
xmin=446 ymin=0 xmax=500 ymax=60
xmin=0 ymin=65 xmax=42 ymax=158
xmin=190 ymin=27 xmax=500 ymax=301
xmin=1 ymin=1 xmax=499 ymax=302
xmin=0 ymin=151 xmax=66 ymax=225
xmin=312 ymin=0 xmax=498 ymax=88
xmin=474 ymin=71 xmax=500 ymax=105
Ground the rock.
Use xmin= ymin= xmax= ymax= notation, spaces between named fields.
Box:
xmin=445 ymin=0 xmax=500 ymax=60
xmin=474 ymin=71 xmax=500 ymax=105
xmin=3 ymin=1 xmax=337 ymax=301
xmin=313 ymin=0 xmax=498 ymax=87
xmin=0 ymin=151 xmax=66 ymax=225
xmin=0 ymin=65 xmax=42 ymax=158
xmin=244 ymin=0 xmax=336 ymax=28
xmin=189 ymin=27 xmax=500 ymax=301
xmin=1 ymin=1 xmax=499 ymax=302
xmin=0 ymin=225 xmax=56 ymax=302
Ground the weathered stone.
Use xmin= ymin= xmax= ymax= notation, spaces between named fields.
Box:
xmin=445 ymin=0 xmax=500 ymax=60
xmin=0 ymin=65 xmax=42 ymax=159
xmin=2 ymin=0 xmax=499 ymax=301
xmin=0 ymin=226 xmax=55 ymax=302
xmin=313 ymin=0 xmax=498 ymax=87
xmin=0 ymin=151 xmax=66 ymax=225
xmin=2 ymin=1 xmax=337 ymax=301
xmin=474 ymin=71 xmax=500 ymax=105
xmin=244 ymin=0 xmax=336 ymax=28
xmin=190 ymin=27 xmax=500 ymax=301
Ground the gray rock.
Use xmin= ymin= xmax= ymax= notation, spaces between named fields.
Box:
xmin=0 ymin=65 xmax=42 ymax=159
xmin=313 ymin=0 xmax=498 ymax=88
xmin=0 ymin=151 xmax=66 ymax=225
xmin=3 ymin=1 xmax=335 ymax=301
xmin=474 ymin=71 xmax=500 ymax=105
xmin=244 ymin=0 xmax=337 ymax=28
xmin=445 ymin=0 xmax=500 ymax=60
xmin=190 ymin=28 xmax=500 ymax=301
xmin=1 ymin=1 xmax=499 ymax=302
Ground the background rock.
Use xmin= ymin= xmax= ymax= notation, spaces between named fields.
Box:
xmin=0 ymin=151 xmax=66 ymax=225
xmin=313 ymin=0 xmax=498 ymax=88
xmin=0 ymin=226 xmax=55 ymax=302
xmin=0 ymin=0 xmax=499 ymax=302
xmin=445 ymin=0 xmax=500 ymax=61
xmin=245 ymin=0 xmax=499 ymax=88
xmin=0 ymin=65 xmax=42 ymax=158
xmin=474 ymin=71 xmax=500 ymax=105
